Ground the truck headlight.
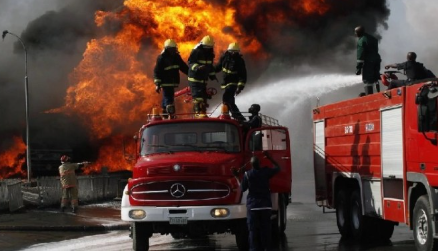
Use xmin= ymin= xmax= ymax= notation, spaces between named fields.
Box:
xmin=129 ymin=209 xmax=146 ymax=219
xmin=211 ymin=208 xmax=229 ymax=218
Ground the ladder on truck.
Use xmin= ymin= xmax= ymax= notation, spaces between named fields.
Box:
xmin=259 ymin=113 xmax=281 ymax=126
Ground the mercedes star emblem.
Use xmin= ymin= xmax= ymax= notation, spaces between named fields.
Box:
xmin=170 ymin=183 xmax=186 ymax=198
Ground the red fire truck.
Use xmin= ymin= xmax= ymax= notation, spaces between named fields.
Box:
xmin=121 ymin=105 xmax=292 ymax=250
xmin=313 ymin=79 xmax=438 ymax=250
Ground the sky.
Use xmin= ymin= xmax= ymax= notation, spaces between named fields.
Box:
xmin=1 ymin=0 xmax=438 ymax=201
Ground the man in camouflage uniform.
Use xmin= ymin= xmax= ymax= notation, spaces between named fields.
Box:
xmin=59 ymin=155 xmax=87 ymax=213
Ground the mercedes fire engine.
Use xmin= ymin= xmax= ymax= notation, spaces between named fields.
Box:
xmin=121 ymin=102 xmax=292 ymax=250
xmin=313 ymin=78 xmax=438 ymax=250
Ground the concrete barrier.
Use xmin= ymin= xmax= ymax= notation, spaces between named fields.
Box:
xmin=36 ymin=173 xmax=128 ymax=207
xmin=0 ymin=179 xmax=23 ymax=212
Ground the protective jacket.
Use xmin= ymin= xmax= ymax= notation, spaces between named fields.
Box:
xmin=215 ymin=51 xmax=247 ymax=90
xmin=396 ymin=61 xmax=428 ymax=82
xmin=246 ymin=115 xmax=262 ymax=129
xmin=59 ymin=162 xmax=80 ymax=189
xmin=154 ymin=51 xmax=188 ymax=88
xmin=188 ymin=44 xmax=216 ymax=84
xmin=241 ymin=165 xmax=280 ymax=210
xmin=356 ymin=33 xmax=381 ymax=67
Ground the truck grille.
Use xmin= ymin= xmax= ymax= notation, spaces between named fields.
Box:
xmin=131 ymin=180 xmax=230 ymax=201
xmin=147 ymin=166 xmax=210 ymax=175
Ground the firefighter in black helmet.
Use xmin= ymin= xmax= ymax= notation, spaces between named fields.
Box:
xmin=215 ymin=42 xmax=247 ymax=121
xmin=154 ymin=39 xmax=188 ymax=115
xmin=187 ymin=35 xmax=217 ymax=116
xmin=355 ymin=26 xmax=382 ymax=95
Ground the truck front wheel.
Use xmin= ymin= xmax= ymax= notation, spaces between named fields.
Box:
xmin=413 ymin=195 xmax=438 ymax=251
xmin=133 ymin=222 xmax=151 ymax=251
xmin=235 ymin=220 xmax=249 ymax=251
xmin=335 ymin=189 xmax=351 ymax=238
xmin=272 ymin=194 xmax=287 ymax=234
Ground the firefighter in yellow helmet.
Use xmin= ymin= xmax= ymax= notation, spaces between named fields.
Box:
xmin=154 ymin=39 xmax=188 ymax=115
xmin=59 ymin=155 xmax=89 ymax=213
xmin=215 ymin=42 xmax=247 ymax=121
xmin=187 ymin=35 xmax=217 ymax=115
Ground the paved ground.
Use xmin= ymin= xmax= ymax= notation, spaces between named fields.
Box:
xmin=0 ymin=201 xmax=128 ymax=232
xmin=0 ymin=201 xmax=417 ymax=251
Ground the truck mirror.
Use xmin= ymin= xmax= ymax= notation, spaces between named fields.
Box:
xmin=124 ymin=135 xmax=137 ymax=162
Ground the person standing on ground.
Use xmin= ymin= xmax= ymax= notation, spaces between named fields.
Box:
xmin=59 ymin=155 xmax=88 ymax=213
xmin=241 ymin=151 xmax=281 ymax=251
xmin=154 ymin=39 xmax=189 ymax=116
xmin=187 ymin=35 xmax=217 ymax=116
xmin=355 ymin=26 xmax=382 ymax=95
xmin=215 ymin=42 xmax=247 ymax=121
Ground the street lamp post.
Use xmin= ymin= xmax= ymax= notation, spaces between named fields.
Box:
xmin=2 ymin=30 xmax=31 ymax=182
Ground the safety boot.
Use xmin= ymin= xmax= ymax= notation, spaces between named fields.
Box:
xmin=72 ymin=207 xmax=77 ymax=213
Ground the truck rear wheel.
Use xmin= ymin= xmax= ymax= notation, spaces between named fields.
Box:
xmin=335 ymin=189 xmax=351 ymax=238
xmin=413 ymin=195 xmax=438 ymax=250
xmin=133 ymin=222 xmax=151 ymax=251
xmin=350 ymin=190 xmax=370 ymax=240
xmin=235 ymin=220 xmax=249 ymax=251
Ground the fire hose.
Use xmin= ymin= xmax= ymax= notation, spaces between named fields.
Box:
xmin=174 ymin=86 xmax=217 ymax=104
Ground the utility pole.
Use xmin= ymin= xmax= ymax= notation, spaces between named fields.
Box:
xmin=2 ymin=30 xmax=31 ymax=182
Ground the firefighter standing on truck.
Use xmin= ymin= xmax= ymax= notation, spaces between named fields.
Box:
xmin=187 ymin=35 xmax=217 ymax=115
xmin=355 ymin=26 xmax=382 ymax=95
xmin=241 ymin=151 xmax=281 ymax=251
xmin=215 ymin=42 xmax=247 ymax=121
xmin=384 ymin=52 xmax=433 ymax=89
xmin=243 ymin=104 xmax=262 ymax=129
xmin=154 ymin=39 xmax=188 ymax=115
xmin=59 ymin=155 xmax=88 ymax=213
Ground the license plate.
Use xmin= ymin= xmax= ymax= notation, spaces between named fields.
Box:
xmin=169 ymin=217 xmax=188 ymax=225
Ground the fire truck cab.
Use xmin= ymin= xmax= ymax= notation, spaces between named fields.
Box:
xmin=121 ymin=106 xmax=292 ymax=251
xmin=313 ymin=79 xmax=438 ymax=250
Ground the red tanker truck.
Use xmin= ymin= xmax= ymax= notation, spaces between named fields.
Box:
xmin=313 ymin=78 xmax=438 ymax=250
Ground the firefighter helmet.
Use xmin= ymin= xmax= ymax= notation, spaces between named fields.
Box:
xmin=164 ymin=39 xmax=177 ymax=48
xmin=60 ymin=155 xmax=70 ymax=163
xmin=227 ymin=42 xmax=240 ymax=52
xmin=200 ymin=35 xmax=214 ymax=47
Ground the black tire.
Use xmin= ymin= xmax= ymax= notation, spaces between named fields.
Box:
xmin=335 ymin=189 xmax=351 ymax=238
xmin=413 ymin=195 xmax=438 ymax=251
xmin=350 ymin=190 xmax=377 ymax=241
xmin=171 ymin=232 xmax=185 ymax=239
xmin=350 ymin=190 xmax=369 ymax=240
xmin=273 ymin=194 xmax=287 ymax=234
xmin=376 ymin=219 xmax=395 ymax=241
xmin=235 ymin=220 xmax=249 ymax=251
xmin=133 ymin=222 xmax=151 ymax=251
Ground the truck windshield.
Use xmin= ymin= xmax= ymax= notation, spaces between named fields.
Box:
xmin=141 ymin=122 xmax=240 ymax=155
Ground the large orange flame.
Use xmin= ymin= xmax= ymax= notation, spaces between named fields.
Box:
xmin=53 ymin=0 xmax=331 ymax=174
xmin=0 ymin=136 xmax=27 ymax=179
